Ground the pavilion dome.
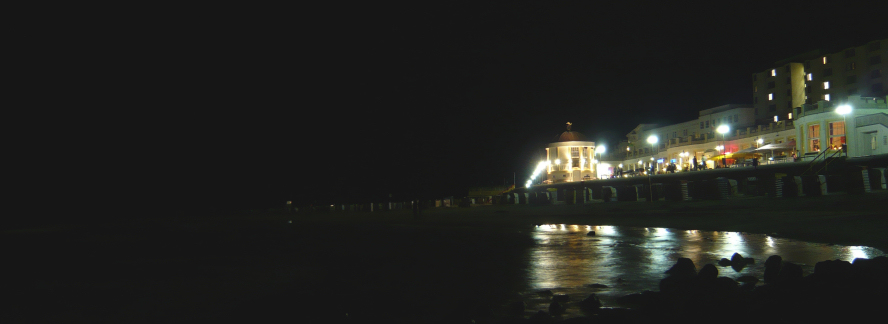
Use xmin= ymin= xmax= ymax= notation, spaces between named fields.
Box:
xmin=554 ymin=122 xmax=587 ymax=142
xmin=555 ymin=130 xmax=587 ymax=142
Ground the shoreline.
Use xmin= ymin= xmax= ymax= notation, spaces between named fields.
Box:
xmin=271 ymin=190 xmax=888 ymax=253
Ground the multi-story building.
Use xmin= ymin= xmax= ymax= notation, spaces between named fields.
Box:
xmin=752 ymin=39 xmax=887 ymax=125
xmin=795 ymin=95 xmax=888 ymax=159
xmin=620 ymin=104 xmax=760 ymax=171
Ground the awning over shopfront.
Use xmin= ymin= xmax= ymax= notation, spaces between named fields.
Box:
xmin=710 ymin=151 xmax=762 ymax=161
xmin=756 ymin=140 xmax=796 ymax=152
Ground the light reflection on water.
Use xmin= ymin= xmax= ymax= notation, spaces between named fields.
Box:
xmin=522 ymin=224 xmax=885 ymax=316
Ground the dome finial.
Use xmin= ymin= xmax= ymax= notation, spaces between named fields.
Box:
xmin=566 ymin=122 xmax=572 ymax=131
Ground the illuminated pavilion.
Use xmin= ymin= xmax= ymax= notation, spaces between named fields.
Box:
xmin=545 ymin=122 xmax=599 ymax=183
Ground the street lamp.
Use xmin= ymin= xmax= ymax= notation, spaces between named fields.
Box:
xmin=595 ymin=145 xmax=606 ymax=179
xmin=836 ymin=104 xmax=851 ymax=157
xmin=717 ymin=125 xmax=729 ymax=168
xmin=646 ymin=135 xmax=658 ymax=202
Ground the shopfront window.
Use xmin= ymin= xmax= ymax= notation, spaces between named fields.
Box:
xmin=808 ymin=124 xmax=821 ymax=152
xmin=828 ymin=121 xmax=845 ymax=150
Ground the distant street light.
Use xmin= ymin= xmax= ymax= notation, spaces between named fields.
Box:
xmin=717 ymin=125 xmax=729 ymax=168
xmin=836 ymin=104 xmax=851 ymax=157
xmin=595 ymin=145 xmax=606 ymax=179
xmin=646 ymin=135 xmax=658 ymax=202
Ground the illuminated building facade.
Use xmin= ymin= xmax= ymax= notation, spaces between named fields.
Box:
xmin=752 ymin=39 xmax=887 ymax=124
xmin=795 ymin=95 xmax=888 ymax=158
xmin=545 ymin=122 xmax=598 ymax=183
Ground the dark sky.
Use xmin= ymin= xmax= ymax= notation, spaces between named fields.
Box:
xmin=141 ymin=1 xmax=886 ymax=211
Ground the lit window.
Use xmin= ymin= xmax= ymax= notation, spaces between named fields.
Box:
xmin=824 ymin=94 xmax=831 ymax=101
xmin=808 ymin=125 xmax=821 ymax=151
xmin=771 ymin=69 xmax=776 ymax=76
xmin=788 ymin=113 xmax=792 ymax=119
xmin=823 ymin=81 xmax=830 ymax=89
xmin=768 ymin=93 xmax=773 ymax=100
xmin=823 ymin=56 xmax=828 ymax=64
xmin=774 ymin=116 xmax=779 ymax=122
xmin=807 ymin=73 xmax=813 ymax=81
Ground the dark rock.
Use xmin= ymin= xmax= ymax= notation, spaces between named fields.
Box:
xmin=529 ymin=310 xmax=552 ymax=322
xmin=717 ymin=258 xmax=732 ymax=267
xmin=665 ymin=258 xmax=697 ymax=279
xmin=814 ymin=259 xmax=852 ymax=283
xmin=548 ymin=301 xmax=565 ymax=316
xmin=763 ymin=255 xmax=782 ymax=283
xmin=552 ymin=294 xmax=570 ymax=303
xmin=579 ymin=294 xmax=602 ymax=313
xmin=730 ymin=252 xmax=746 ymax=265
xmin=776 ymin=262 xmax=803 ymax=285
xmin=698 ymin=264 xmax=718 ymax=280
xmin=505 ymin=301 xmax=526 ymax=317
xmin=587 ymin=231 xmax=596 ymax=236
xmin=714 ymin=276 xmax=739 ymax=294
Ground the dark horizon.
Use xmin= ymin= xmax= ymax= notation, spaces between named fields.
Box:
xmin=127 ymin=2 xmax=887 ymax=212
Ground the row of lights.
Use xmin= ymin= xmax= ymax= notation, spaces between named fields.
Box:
xmin=525 ymin=146 xmax=608 ymax=188
xmin=527 ymin=104 xmax=853 ymax=188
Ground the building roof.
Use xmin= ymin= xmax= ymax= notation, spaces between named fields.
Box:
xmin=555 ymin=130 xmax=587 ymax=142
xmin=554 ymin=121 xmax=588 ymax=142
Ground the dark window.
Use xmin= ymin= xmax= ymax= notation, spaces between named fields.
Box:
xmin=768 ymin=104 xmax=776 ymax=112
xmin=845 ymin=49 xmax=856 ymax=58
xmin=872 ymin=69 xmax=883 ymax=78
xmin=846 ymin=75 xmax=857 ymax=84
xmin=754 ymin=85 xmax=757 ymax=92
xmin=786 ymin=77 xmax=791 ymax=84
xmin=767 ymin=81 xmax=776 ymax=89
xmin=753 ymin=74 xmax=757 ymax=81
xmin=754 ymin=96 xmax=758 ymax=104
xmin=787 ymin=102 xmax=792 ymax=109
xmin=846 ymin=62 xmax=856 ymax=71
xmin=869 ymin=42 xmax=881 ymax=51
xmin=786 ymin=89 xmax=791 ymax=96
xmin=700 ymin=122 xmax=704 ymax=129
xmin=755 ymin=107 xmax=759 ymax=115
xmin=824 ymin=68 xmax=833 ymax=77
xmin=734 ymin=114 xmax=738 ymax=123
xmin=683 ymin=129 xmax=687 ymax=136
xmin=806 ymin=86 xmax=812 ymax=94
xmin=705 ymin=121 xmax=709 ymax=128
xmin=870 ymin=56 xmax=882 ymax=65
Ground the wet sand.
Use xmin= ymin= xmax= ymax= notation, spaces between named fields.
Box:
xmin=292 ymin=191 xmax=888 ymax=253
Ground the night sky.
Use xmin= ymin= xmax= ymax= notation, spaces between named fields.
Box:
xmin=140 ymin=1 xmax=886 ymax=212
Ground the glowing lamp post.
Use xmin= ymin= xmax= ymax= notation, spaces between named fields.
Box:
xmin=717 ymin=125 xmax=729 ymax=168
xmin=646 ymin=135 xmax=658 ymax=202
xmin=647 ymin=135 xmax=658 ymax=172
xmin=836 ymin=104 xmax=851 ymax=157
xmin=595 ymin=145 xmax=606 ymax=179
